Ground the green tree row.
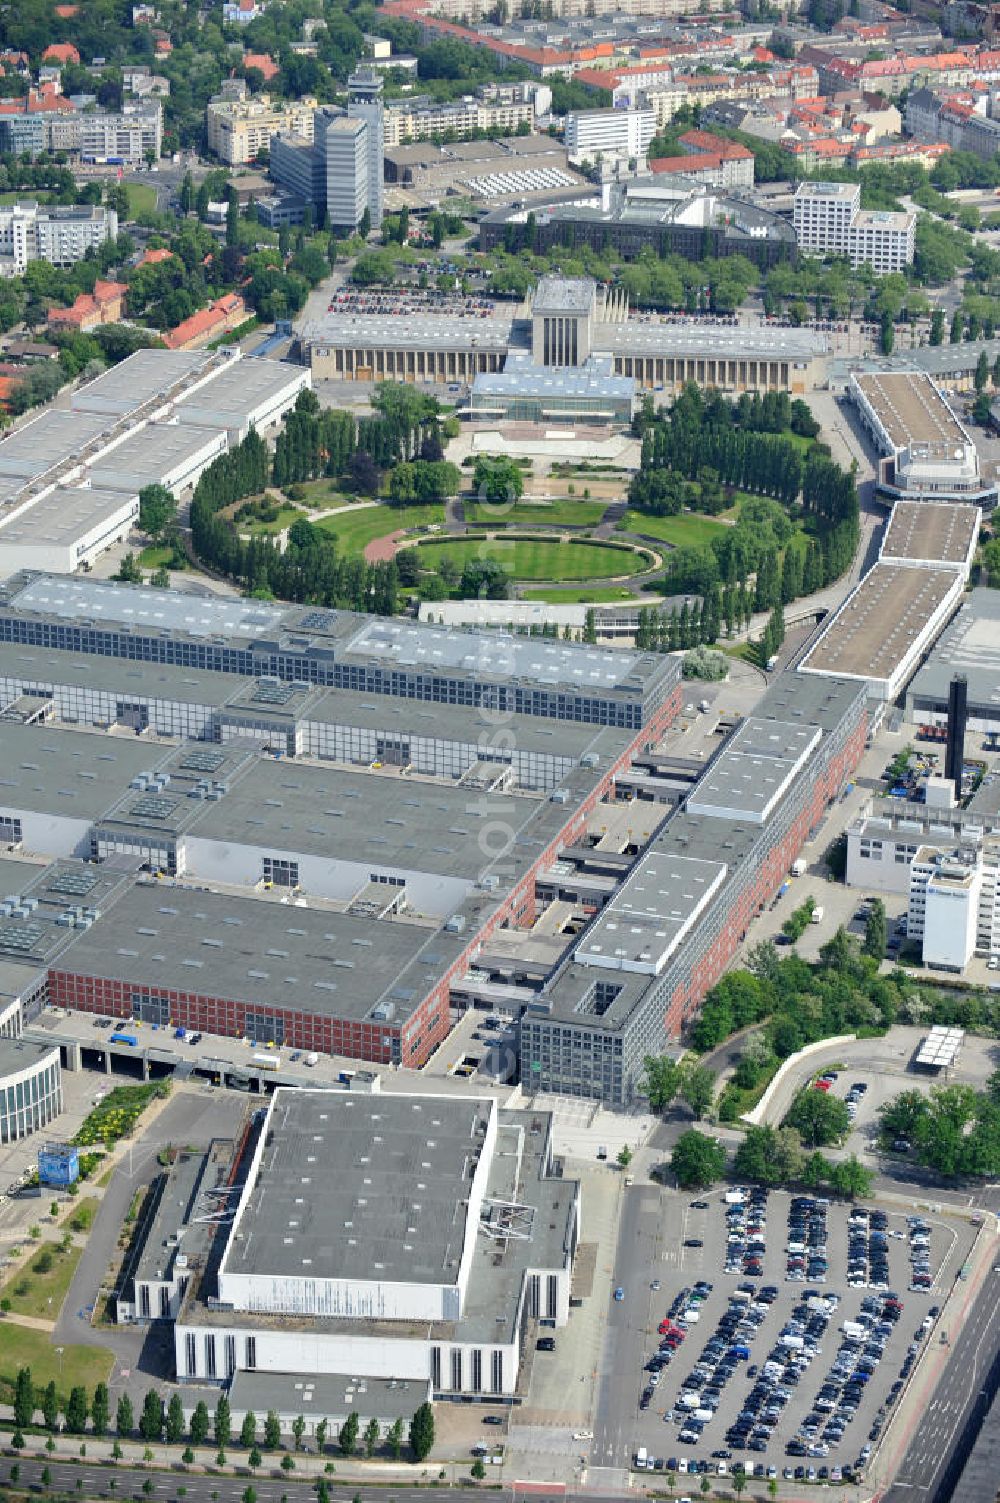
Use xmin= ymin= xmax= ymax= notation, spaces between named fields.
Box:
xmin=13 ymin=1369 xmax=435 ymax=1462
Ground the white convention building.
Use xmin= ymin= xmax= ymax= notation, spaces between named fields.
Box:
xmin=173 ymin=1089 xmax=580 ymax=1400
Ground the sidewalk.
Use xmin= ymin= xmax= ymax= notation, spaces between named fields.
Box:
xmin=0 ymin=1420 xmax=488 ymax=1488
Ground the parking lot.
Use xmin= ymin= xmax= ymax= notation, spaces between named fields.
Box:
xmin=622 ymin=1187 xmax=976 ymax=1488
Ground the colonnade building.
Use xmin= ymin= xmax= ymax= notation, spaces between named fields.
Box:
xmin=300 ymin=276 xmax=827 ymax=399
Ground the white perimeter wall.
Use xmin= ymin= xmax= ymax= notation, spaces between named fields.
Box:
xmin=174 ymin=1319 xmax=521 ymax=1396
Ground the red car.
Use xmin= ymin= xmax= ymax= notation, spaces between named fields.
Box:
xmin=814 ymin=1079 xmax=832 ymax=1091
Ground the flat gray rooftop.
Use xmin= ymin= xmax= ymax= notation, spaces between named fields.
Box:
xmin=183 ymin=1099 xmax=576 ymax=1349
xmin=686 ymin=716 xmax=820 ymax=823
xmin=533 ymin=276 xmax=596 ymax=315
xmin=55 ymin=881 xmax=450 ymax=1022
xmin=88 ymin=422 xmax=228 ymax=488
xmin=176 ymin=358 xmax=304 ymax=423
xmin=133 ymin=1144 xmax=223 ymax=1287
xmin=302 ymin=311 xmax=514 ymax=354
xmin=72 ymin=349 xmax=214 ymax=416
xmin=8 ymin=575 xmax=290 ymax=639
xmin=0 ymin=410 xmax=116 ymax=478
xmin=0 ymin=1036 xmax=58 ymax=1075
xmin=227 ymin=1369 xmax=429 ymax=1423
xmin=853 ymin=371 xmax=968 ymax=455
xmin=185 ymin=758 xmax=557 ymax=882
xmin=800 ymin=563 xmax=959 ymax=686
xmin=0 ymin=641 xmax=650 ymax=763
xmin=306 ymin=686 xmax=632 ymax=760
xmin=595 ymin=322 xmax=826 ymax=361
xmin=225 ymin=1090 xmax=491 ymax=1285
xmin=474 ymin=357 xmax=634 ymax=401
xmin=574 ymin=851 xmax=727 ymax=976
xmin=0 ymin=487 xmax=134 ymax=547
xmin=0 ymin=721 xmax=165 ymax=820
xmin=543 ymin=673 xmax=866 ymax=1026
xmin=906 ymin=588 xmax=1000 ymax=709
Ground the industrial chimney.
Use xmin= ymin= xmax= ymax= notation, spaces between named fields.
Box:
xmin=944 ymin=674 xmax=967 ymax=801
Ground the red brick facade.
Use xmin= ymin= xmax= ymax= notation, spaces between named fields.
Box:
xmin=664 ymin=710 xmax=867 ymax=1037
xmin=46 ymin=683 xmax=684 ymax=1070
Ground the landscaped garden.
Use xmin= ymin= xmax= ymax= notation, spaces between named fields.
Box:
xmin=412 ymin=536 xmax=651 ymax=581
xmin=72 ymin=1082 xmax=170 ymax=1149
xmin=316 ymin=502 xmax=445 ymax=554
xmin=464 ymin=497 xmax=609 ymax=529
xmin=1 ymin=1241 xmax=83 ymax=1322
xmin=0 ymin=1325 xmax=111 ymax=1404
xmin=621 ymin=510 xmax=730 ymax=549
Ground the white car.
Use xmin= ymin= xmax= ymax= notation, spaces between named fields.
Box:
xmin=573 ymin=1431 xmax=593 ymax=1441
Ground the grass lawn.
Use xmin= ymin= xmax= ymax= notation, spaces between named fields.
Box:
xmin=68 ymin=1198 xmax=99 ymax=1235
xmin=723 ymin=642 xmax=762 ymax=665
xmin=137 ymin=545 xmax=174 ymax=569
xmin=0 ymin=1323 xmax=111 ymax=1404
xmin=317 ymin=503 xmax=445 ymax=555
xmin=521 ymin=586 xmax=637 ymax=604
xmin=1 ymin=1242 xmax=84 ymax=1322
xmin=783 ymin=430 xmax=816 ymax=455
xmin=464 ymin=498 xmax=608 ymax=528
xmin=622 ymin=510 xmax=727 ymax=548
xmin=242 ymin=505 xmax=303 ymax=536
xmin=415 ymin=537 xmax=647 ymax=581
xmin=288 ymin=480 xmax=346 ymax=507
xmin=126 ymin=182 xmax=159 ymax=220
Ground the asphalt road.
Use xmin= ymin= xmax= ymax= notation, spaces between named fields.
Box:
xmin=53 ymin=1090 xmax=247 ymax=1367
xmin=0 ymin=1457 xmax=515 ymax=1503
xmin=884 ymin=1266 xmax=1000 ymax=1503
xmin=0 ymin=1456 xmax=617 ymax=1503
xmin=592 ymin=1183 xmax=667 ymax=1471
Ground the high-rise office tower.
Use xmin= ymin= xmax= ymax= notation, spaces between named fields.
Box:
xmin=347 ymin=67 xmax=384 ymax=231
xmin=324 ymin=115 xmax=369 ymax=234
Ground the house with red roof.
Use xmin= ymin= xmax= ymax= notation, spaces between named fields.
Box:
xmin=42 ymin=42 xmax=80 ymax=66
xmin=163 ymin=294 xmax=246 ymax=351
xmin=48 ymin=279 xmax=127 ymax=332
xmin=675 ymin=130 xmax=755 ymax=186
xmin=138 ymin=247 xmax=176 ymax=267
xmin=224 ymin=0 xmax=265 ymax=21
xmin=242 ymin=52 xmax=279 ymax=83
xmin=54 ymin=4 xmax=80 ymax=16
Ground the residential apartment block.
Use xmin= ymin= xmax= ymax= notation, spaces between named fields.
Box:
xmin=206 ymin=92 xmax=318 ymax=165
xmin=383 ymin=82 xmax=538 ymax=148
xmin=0 ymin=101 xmax=161 ymax=163
xmin=905 ymin=87 xmax=1000 ymax=160
xmin=0 ymin=203 xmax=118 ymax=275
